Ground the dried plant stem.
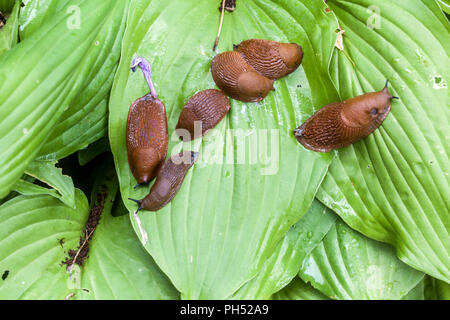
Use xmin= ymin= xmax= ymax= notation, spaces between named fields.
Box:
xmin=213 ymin=0 xmax=226 ymax=51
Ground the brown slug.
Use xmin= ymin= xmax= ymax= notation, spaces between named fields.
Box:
xmin=176 ymin=89 xmax=230 ymax=141
xmin=234 ymin=39 xmax=303 ymax=80
xmin=129 ymin=151 xmax=199 ymax=212
xmin=294 ymin=80 xmax=399 ymax=152
xmin=127 ymin=57 xmax=168 ymax=187
xmin=211 ymin=51 xmax=274 ymax=102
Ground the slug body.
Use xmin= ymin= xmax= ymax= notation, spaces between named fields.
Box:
xmin=211 ymin=51 xmax=274 ymax=102
xmin=294 ymin=83 xmax=397 ymax=152
xmin=235 ymin=39 xmax=303 ymax=80
xmin=132 ymin=151 xmax=198 ymax=212
xmin=127 ymin=57 xmax=168 ymax=185
xmin=176 ymin=89 xmax=230 ymax=141
xmin=127 ymin=94 xmax=168 ymax=184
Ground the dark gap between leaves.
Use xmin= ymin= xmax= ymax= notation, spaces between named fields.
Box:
xmin=0 ymin=11 xmax=6 ymax=29
xmin=59 ymin=152 xmax=109 ymax=197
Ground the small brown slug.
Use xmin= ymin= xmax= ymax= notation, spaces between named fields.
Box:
xmin=176 ymin=89 xmax=230 ymax=141
xmin=211 ymin=51 xmax=274 ymax=102
xmin=294 ymin=80 xmax=398 ymax=152
xmin=129 ymin=151 xmax=199 ymax=212
xmin=127 ymin=57 xmax=168 ymax=187
xmin=234 ymin=39 xmax=303 ymax=80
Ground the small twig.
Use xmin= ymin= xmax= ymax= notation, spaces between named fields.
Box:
xmin=67 ymin=228 xmax=95 ymax=276
xmin=65 ymin=293 xmax=75 ymax=300
xmin=213 ymin=0 xmax=226 ymax=51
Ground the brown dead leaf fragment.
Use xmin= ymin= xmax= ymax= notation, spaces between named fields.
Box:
xmin=62 ymin=191 xmax=106 ymax=268
xmin=335 ymin=25 xmax=345 ymax=51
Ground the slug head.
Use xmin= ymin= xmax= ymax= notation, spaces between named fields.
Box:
xmin=237 ymin=71 xmax=274 ymax=102
xmin=341 ymin=85 xmax=395 ymax=130
xmin=278 ymin=43 xmax=303 ymax=70
xmin=211 ymin=51 xmax=274 ymax=102
xmin=139 ymin=151 xmax=199 ymax=212
xmin=234 ymin=39 xmax=303 ymax=79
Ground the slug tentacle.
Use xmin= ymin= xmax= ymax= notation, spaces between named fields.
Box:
xmin=136 ymin=151 xmax=199 ymax=212
xmin=131 ymin=57 xmax=157 ymax=99
xmin=176 ymin=89 xmax=230 ymax=141
xmin=127 ymin=57 xmax=168 ymax=185
xmin=234 ymin=39 xmax=303 ymax=80
xmin=294 ymin=82 xmax=397 ymax=152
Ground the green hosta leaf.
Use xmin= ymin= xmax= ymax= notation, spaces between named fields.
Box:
xmin=16 ymin=160 xmax=76 ymax=209
xmin=0 ymin=161 xmax=179 ymax=300
xmin=298 ymin=218 xmax=424 ymax=300
xmin=424 ymin=276 xmax=450 ymax=300
xmin=316 ymin=0 xmax=450 ymax=282
xmin=0 ymin=0 xmax=15 ymax=12
xmin=233 ymin=200 xmax=336 ymax=299
xmin=402 ymin=279 xmax=424 ymax=300
xmin=74 ymin=160 xmax=179 ymax=300
xmin=110 ymin=0 xmax=337 ymax=299
xmin=0 ymin=189 xmax=89 ymax=299
xmin=271 ymin=277 xmax=329 ymax=300
xmin=25 ymin=0 xmax=127 ymax=161
xmin=0 ymin=0 xmax=19 ymax=56
xmin=13 ymin=179 xmax=73 ymax=209
xmin=18 ymin=0 xmax=61 ymax=39
xmin=437 ymin=0 xmax=450 ymax=15
xmin=0 ymin=0 xmax=128 ymax=199
xmin=37 ymin=75 xmax=111 ymax=161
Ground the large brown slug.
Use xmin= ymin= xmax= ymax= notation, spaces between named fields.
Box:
xmin=211 ymin=51 xmax=274 ymax=102
xmin=130 ymin=151 xmax=199 ymax=212
xmin=127 ymin=57 xmax=168 ymax=186
xmin=176 ymin=89 xmax=230 ymax=141
xmin=294 ymin=81 xmax=398 ymax=152
xmin=234 ymin=39 xmax=303 ymax=80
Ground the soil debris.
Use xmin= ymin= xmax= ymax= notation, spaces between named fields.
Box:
xmin=219 ymin=0 xmax=236 ymax=12
xmin=58 ymin=238 xmax=65 ymax=248
xmin=62 ymin=191 xmax=106 ymax=268
xmin=2 ymin=270 xmax=9 ymax=280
